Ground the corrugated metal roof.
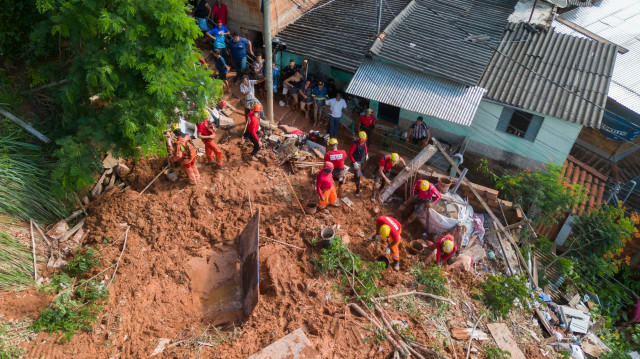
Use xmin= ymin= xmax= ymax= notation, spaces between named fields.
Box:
xmin=567 ymin=0 xmax=595 ymax=7
xmin=553 ymin=0 xmax=640 ymax=115
xmin=346 ymin=59 xmax=486 ymax=126
xmin=369 ymin=0 xmax=519 ymax=86
xmin=277 ymin=0 xmax=411 ymax=73
xmin=479 ymin=23 xmax=617 ymax=127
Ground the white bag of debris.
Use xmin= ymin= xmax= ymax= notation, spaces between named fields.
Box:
xmin=428 ymin=208 xmax=459 ymax=237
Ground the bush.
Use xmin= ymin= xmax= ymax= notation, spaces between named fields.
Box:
xmin=410 ymin=263 xmax=448 ymax=296
xmin=65 ymin=247 xmax=101 ymax=277
xmin=476 ymin=274 xmax=530 ymax=319
xmin=483 ymin=347 xmax=511 ymax=359
xmin=315 ymin=238 xmax=385 ymax=306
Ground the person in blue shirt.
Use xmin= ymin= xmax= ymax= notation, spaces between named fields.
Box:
xmin=213 ymin=49 xmax=230 ymax=92
xmin=262 ymin=62 xmax=280 ymax=95
xmin=229 ymin=33 xmax=253 ymax=83
xmin=311 ymin=81 xmax=329 ymax=125
xmin=206 ymin=20 xmax=230 ymax=59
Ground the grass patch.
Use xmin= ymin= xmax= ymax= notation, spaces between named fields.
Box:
xmin=0 ymin=317 xmax=34 ymax=359
xmin=314 ymin=237 xmax=385 ymax=306
xmin=0 ymin=231 xmax=34 ymax=292
xmin=410 ymin=263 xmax=448 ymax=296
xmin=65 ymin=248 xmax=101 ymax=277
xmin=483 ymin=346 xmax=511 ymax=358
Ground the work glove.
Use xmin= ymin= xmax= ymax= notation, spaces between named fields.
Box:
xmin=367 ymin=234 xmax=380 ymax=242
xmin=385 ymin=247 xmax=391 ymax=255
xmin=365 ymin=154 xmax=369 ymax=161
xmin=353 ymin=163 xmax=361 ymax=170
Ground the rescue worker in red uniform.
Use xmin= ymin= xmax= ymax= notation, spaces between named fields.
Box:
xmin=359 ymin=108 xmax=375 ymax=139
xmin=317 ymin=162 xmax=339 ymax=209
xmin=348 ymin=131 xmax=369 ymax=196
xmin=244 ymin=103 xmax=262 ymax=161
xmin=369 ymin=216 xmax=402 ymax=271
xmin=433 ymin=234 xmax=457 ymax=265
xmin=405 ymin=179 xmax=441 ymax=223
xmin=324 ymin=138 xmax=347 ymax=196
xmin=197 ymin=110 xmax=224 ymax=169
xmin=170 ymin=123 xmax=200 ymax=185
xmin=372 ymin=153 xmax=406 ymax=200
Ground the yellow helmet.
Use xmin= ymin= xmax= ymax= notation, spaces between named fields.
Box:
xmin=358 ymin=131 xmax=367 ymax=140
xmin=328 ymin=138 xmax=338 ymax=146
xmin=420 ymin=180 xmax=430 ymax=191
xmin=171 ymin=123 xmax=181 ymax=131
xmin=379 ymin=225 xmax=391 ymax=238
xmin=442 ymin=239 xmax=454 ymax=254
xmin=366 ymin=108 xmax=373 ymax=114
xmin=390 ymin=153 xmax=400 ymax=164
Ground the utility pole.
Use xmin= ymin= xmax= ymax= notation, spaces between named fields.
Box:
xmin=263 ymin=0 xmax=274 ymax=123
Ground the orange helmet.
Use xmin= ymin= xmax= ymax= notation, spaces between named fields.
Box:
xmin=253 ymin=103 xmax=263 ymax=112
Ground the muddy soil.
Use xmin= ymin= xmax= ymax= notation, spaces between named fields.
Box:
xmin=0 ymin=87 xmax=547 ymax=359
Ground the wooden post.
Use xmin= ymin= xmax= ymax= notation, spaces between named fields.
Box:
xmin=432 ymin=138 xmax=535 ymax=284
xmin=378 ymin=145 xmax=438 ymax=203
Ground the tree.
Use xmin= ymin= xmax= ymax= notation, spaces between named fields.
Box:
xmin=494 ymin=161 xmax=588 ymax=227
xmin=36 ymin=0 xmax=222 ymax=193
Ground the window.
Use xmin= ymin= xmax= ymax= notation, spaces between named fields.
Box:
xmin=496 ymin=107 xmax=543 ymax=141
xmin=377 ymin=103 xmax=400 ymax=124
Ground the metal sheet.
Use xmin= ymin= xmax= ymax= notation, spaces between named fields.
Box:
xmin=553 ymin=0 xmax=640 ymax=115
xmin=346 ymin=59 xmax=486 ymax=126
xmin=238 ymin=209 xmax=260 ymax=318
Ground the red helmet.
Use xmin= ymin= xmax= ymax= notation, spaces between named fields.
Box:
xmin=324 ymin=161 xmax=334 ymax=170
xmin=217 ymin=100 xmax=227 ymax=108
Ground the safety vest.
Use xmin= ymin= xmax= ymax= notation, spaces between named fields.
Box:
xmin=175 ymin=134 xmax=196 ymax=161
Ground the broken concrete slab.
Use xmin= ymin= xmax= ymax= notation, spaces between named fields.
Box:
xmin=487 ymin=323 xmax=526 ymax=359
xmin=450 ymin=327 xmax=489 ymax=341
xmin=247 ymin=328 xmax=320 ymax=359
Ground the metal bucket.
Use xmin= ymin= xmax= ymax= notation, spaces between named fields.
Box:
xmin=375 ymin=255 xmax=390 ymax=269
xmin=306 ymin=201 xmax=318 ymax=215
xmin=321 ymin=227 xmax=335 ymax=240
xmin=408 ymin=240 xmax=425 ymax=255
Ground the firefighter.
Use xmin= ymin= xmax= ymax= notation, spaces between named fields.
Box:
xmin=372 ymin=153 xmax=406 ymax=200
xmin=171 ymin=123 xmax=200 ymax=185
xmin=348 ymin=131 xmax=368 ymax=196
xmin=370 ymin=216 xmax=402 ymax=271
xmin=244 ymin=103 xmax=262 ymax=161
xmin=324 ymin=138 xmax=347 ymax=196
xmin=405 ymin=179 xmax=441 ymax=223
xmin=197 ymin=110 xmax=224 ymax=169
xmin=433 ymin=234 xmax=457 ymax=265
xmin=317 ymin=161 xmax=339 ymax=210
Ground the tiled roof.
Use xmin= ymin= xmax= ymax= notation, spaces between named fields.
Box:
xmin=369 ymin=0 xmax=519 ymax=86
xmin=346 ymin=59 xmax=486 ymax=126
xmin=553 ymin=0 xmax=640 ymax=116
xmin=277 ymin=0 xmax=411 ymax=72
xmin=479 ymin=23 xmax=617 ymax=128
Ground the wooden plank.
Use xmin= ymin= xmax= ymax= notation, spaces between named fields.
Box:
xmin=432 ymin=139 xmax=535 ymax=284
xmin=379 ymin=145 xmax=438 ymax=202
xmin=534 ymin=309 xmax=554 ymax=335
xmin=486 ymin=323 xmax=526 ymax=359
xmin=484 ymin=220 xmax=531 ymax=236
xmin=493 ymin=222 xmax=519 ymax=275
xmin=450 ymin=328 xmax=489 ymax=341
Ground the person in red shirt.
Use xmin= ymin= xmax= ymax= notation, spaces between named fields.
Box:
xmin=170 ymin=123 xmax=200 ymax=185
xmin=433 ymin=234 xmax=457 ymax=265
xmin=210 ymin=0 xmax=228 ymax=25
xmin=349 ymin=131 xmax=369 ymax=196
xmin=360 ymin=108 xmax=376 ymax=138
xmin=317 ymin=162 xmax=339 ymax=209
xmin=324 ymin=138 xmax=347 ymax=196
xmin=371 ymin=216 xmax=402 ymax=271
xmin=244 ymin=103 xmax=262 ymax=161
xmin=404 ymin=179 xmax=441 ymax=223
xmin=372 ymin=153 xmax=406 ymax=200
xmin=197 ymin=110 xmax=224 ymax=169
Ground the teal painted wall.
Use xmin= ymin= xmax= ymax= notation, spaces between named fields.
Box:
xmin=369 ymin=100 xmax=583 ymax=167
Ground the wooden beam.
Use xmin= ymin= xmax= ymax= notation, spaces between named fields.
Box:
xmin=556 ymin=16 xmax=628 ymax=54
xmin=0 ymin=108 xmax=51 ymax=143
xmin=484 ymin=219 xmax=531 ymax=236
xmin=378 ymin=145 xmax=438 ymax=202
xmin=432 ymin=138 xmax=535 ymax=284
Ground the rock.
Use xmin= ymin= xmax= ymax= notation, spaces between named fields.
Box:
xmin=71 ymin=228 xmax=85 ymax=245
xmin=81 ymin=196 xmax=90 ymax=205
xmin=217 ymin=115 xmax=235 ymax=129
xmin=47 ymin=220 xmax=69 ymax=240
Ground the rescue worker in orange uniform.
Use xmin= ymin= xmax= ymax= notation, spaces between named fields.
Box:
xmin=370 ymin=216 xmax=402 ymax=271
xmin=324 ymin=138 xmax=347 ymax=196
xmin=197 ymin=110 xmax=224 ymax=169
xmin=433 ymin=234 xmax=457 ymax=265
xmin=317 ymin=161 xmax=339 ymax=209
xmin=170 ymin=123 xmax=200 ymax=185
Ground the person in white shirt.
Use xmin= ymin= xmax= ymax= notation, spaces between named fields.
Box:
xmin=325 ymin=93 xmax=349 ymax=137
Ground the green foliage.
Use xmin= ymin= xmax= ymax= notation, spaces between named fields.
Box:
xmin=494 ymin=161 xmax=588 ymax=226
xmin=0 ymin=132 xmax=67 ymax=221
xmin=476 ymin=274 xmax=530 ymax=319
xmin=315 ymin=238 xmax=385 ymax=306
xmin=42 ymin=273 xmax=74 ymax=293
xmin=0 ymin=0 xmax=49 ymax=62
xmin=0 ymin=231 xmax=35 ymax=292
xmin=410 ymin=263 xmax=448 ymax=296
xmin=598 ymin=324 xmax=640 ymax=359
xmin=483 ymin=347 xmax=511 ymax=359
xmin=34 ymin=0 xmax=221 ymax=193
xmin=0 ymin=322 xmax=26 ymax=359
xmin=65 ymin=247 xmax=101 ymax=277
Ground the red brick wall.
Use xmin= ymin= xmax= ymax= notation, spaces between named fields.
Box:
xmin=226 ymin=0 xmax=323 ymax=36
